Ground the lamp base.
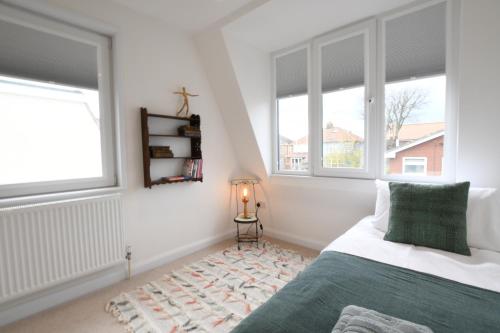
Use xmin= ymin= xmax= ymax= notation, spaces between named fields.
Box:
xmin=243 ymin=199 xmax=249 ymax=219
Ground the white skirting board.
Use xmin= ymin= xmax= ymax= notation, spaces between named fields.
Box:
xmin=132 ymin=230 xmax=235 ymax=276
xmin=264 ymin=227 xmax=326 ymax=251
xmin=0 ymin=230 xmax=234 ymax=327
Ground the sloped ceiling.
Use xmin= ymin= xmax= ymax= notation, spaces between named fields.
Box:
xmin=224 ymin=0 xmax=419 ymax=52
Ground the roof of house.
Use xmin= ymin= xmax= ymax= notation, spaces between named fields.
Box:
xmin=385 ymin=130 xmax=444 ymax=158
xmin=279 ymin=135 xmax=294 ymax=144
xmin=295 ymin=127 xmax=363 ymax=145
xmin=324 ymin=127 xmax=363 ymax=143
xmin=282 ymin=123 xmax=443 ymax=146
xmin=398 ymin=122 xmax=445 ymax=141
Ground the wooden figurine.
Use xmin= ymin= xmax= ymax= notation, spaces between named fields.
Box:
xmin=174 ymin=86 xmax=198 ymax=117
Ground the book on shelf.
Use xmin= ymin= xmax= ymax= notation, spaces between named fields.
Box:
xmin=182 ymin=158 xmax=203 ymax=179
xmin=167 ymin=176 xmax=184 ymax=181
xmin=150 ymin=146 xmax=173 ymax=158
xmin=177 ymin=125 xmax=201 ymax=137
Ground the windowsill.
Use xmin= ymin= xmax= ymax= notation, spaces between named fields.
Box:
xmin=269 ymin=173 xmax=453 ymax=190
xmin=269 ymin=173 xmax=376 ymax=192
xmin=0 ymin=185 xmax=125 ymax=210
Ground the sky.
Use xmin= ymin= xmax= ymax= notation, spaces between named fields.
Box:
xmin=278 ymin=75 xmax=446 ymax=140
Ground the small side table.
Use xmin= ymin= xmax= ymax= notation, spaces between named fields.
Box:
xmin=231 ymin=178 xmax=262 ymax=250
xmin=234 ymin=212 xmax=259 ymax=250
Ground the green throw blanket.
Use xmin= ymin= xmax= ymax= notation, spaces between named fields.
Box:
xmin=231 ymin=252 xmax=500 ymax=333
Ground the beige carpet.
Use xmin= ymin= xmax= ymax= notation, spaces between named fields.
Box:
xmin=106 ymin=241 xmax=314 ymax=333
xmin=2 ymin=237 xmax=319 ymax=333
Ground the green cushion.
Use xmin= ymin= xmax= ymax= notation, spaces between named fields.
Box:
xmin=384 ymin=181 xmax=471 ymax=256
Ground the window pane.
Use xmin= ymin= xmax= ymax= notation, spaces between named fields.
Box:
xmin=403 ymin=157 xmax=427 ymax=175
xmin=384 ymin=3 xmax=446 ymax=177
xmin=321 ymin=34 xmax=365 ymax=169
xmin=0 ymin=75 xmax=102 ymax=185
xmin=277 ymin=95 xmax=308 ymax=171
xmin=276 ymin=48 xmax=308 ymax=172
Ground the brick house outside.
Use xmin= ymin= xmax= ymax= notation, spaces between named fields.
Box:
xmin=385 ymin=131 xmax=444 ymax=176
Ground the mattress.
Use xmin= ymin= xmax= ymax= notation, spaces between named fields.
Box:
xmin=323 ymin=216 xmax=500 ymax=293
xmin=231 ymin=216 xmax=500 ymax=333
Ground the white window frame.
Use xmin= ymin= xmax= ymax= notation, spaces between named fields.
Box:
xmin=402 ymin=157 xmax=428 ymax=176
xmin=271 ymin=44 xmax=312 ymax=176
xmin=0 ymin=4 xmax=117 ymax=199
xmin=378 ymin=0 xmax=459 ymax=184
xmin=312 ymin=19 xmax=377 ymax=179
xmin=271 ymin=0 xmax=459 ymax=183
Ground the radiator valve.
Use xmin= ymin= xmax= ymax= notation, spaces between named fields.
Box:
xmin=125 ymin=245 xmax=132 ymax=280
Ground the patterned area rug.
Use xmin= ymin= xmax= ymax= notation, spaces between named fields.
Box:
xmin=106 ymin=241 xmax=314 ymax=333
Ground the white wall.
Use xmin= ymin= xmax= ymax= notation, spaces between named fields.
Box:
xmin=456 ymin=0 xmax=500 ymax=188
xmin=38 ymin=0 xmax=242 ymax=269
xmin=223 ymin=31 xmax=272 ymax=174
xmin=265 ymin=177 xmax=375 ymax=250
xmin=194 ymin=29 xmax=274 ymax=235
xmin=194 ymin=29 xmax=267 ymax=180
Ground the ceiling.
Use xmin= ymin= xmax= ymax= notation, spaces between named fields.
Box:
xmin=224 ymin=0 xmax=421 ymax=52
xmin=110 ymin=0 xmax=424 ymax=52
xmin=110 ymin=0 xmax=258 ymax=32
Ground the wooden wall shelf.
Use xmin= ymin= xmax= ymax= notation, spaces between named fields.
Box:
xmin=147 ymin=113 xmax=191 ymax=120
xmin=150 ymin=177 xmax=203 ymax=186
xmin=141 ymin=107 xmax=203 ymax=188
xmin=150 ymin=156 xmax=201 ymax=159
xmin=149 ymin=134 xmax=192 ymax=138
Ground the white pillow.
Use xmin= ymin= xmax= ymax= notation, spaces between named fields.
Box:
xmin=467 ymin=187 xmax=500 ymax=252
xmin=372 ymin=179 xmax=500 ymax=252
xmin=373 ymin=179 xmax=390 ymax=232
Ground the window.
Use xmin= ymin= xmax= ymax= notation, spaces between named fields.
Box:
xmin=315 ymin=20 xmax=376 ymax=178
xmin=321 ymin=34 xmax=366 ymax=171
xmin=383 ymin=2 xmax=447 ymax=178
xmin=272 ymin=0 xmax=457 ymax=181
xmin=0 ymin=76 xmax=103 ymax=184
xmin=322 ymin=87 xmax=365 ymax=170
xmin=403 ymin=157 xmax=427 ymax=175
xmin=0 ymin=5 xmax=115 ymax=198
xmin=275 ymin=48 xmax=309 ymax=173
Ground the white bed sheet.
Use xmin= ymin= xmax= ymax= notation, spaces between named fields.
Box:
xmin=323 ymin=216 xmax=500 ymax=293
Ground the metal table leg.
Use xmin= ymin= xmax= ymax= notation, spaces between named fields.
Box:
xmin=237 ymin=222 xmax=240 ymax=250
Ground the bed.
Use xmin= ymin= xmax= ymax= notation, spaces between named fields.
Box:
xmin=231 ymin=216 xmax=500 ymax=333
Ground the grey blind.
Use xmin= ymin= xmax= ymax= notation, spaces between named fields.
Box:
xmin=386 ymin=2 xmax=446 ymax=82
xmin=276 ymin=48 xmax=307 ymax=98
xmin=276 ymin=2 xmax=446 ymax=98
xmin=321 ymin=34 xmax=364 ymax=93
xmin=0 ymin=19 xmax=98 ymax=89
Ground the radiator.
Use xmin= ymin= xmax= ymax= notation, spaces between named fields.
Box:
xmin=0 ymin=194 xmax=124 ymax=304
